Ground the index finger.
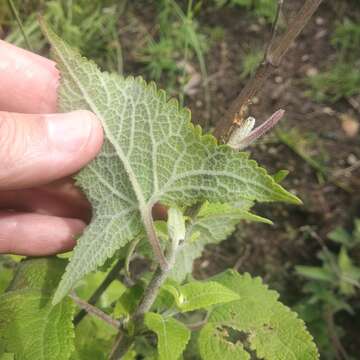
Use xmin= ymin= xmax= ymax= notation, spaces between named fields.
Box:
xmin=0 ymin=40 xmax=58 ymax=114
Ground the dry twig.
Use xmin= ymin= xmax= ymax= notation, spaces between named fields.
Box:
xmin=213 ymin=0 xmax=323 ymax=141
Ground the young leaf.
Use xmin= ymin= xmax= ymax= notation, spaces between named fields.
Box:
xmin=144 ymin=312 xmax=190 ymax=360
xmin=40 ymin=22 xmax=299 ymax=304
xmin=0 ymin=258 xmax=74 ymax=360
xmin=167 ymin=207 xmax=186 ymax=243
xmin=166 ymin=281 xmax=240 ymax=312
xmin=169 ymin=201 xmax=271 ymax=282
xmin=198 ymin=270 xmax=319 ymax=360
xmin=198 ymin=323 xmax=249 ymax=360
xmin=273 ymin=169 xmax=289 ymax=183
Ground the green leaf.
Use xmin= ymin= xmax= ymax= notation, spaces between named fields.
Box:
xmin=198 ymin=323 xmax=249 ymax=360
xmin=0 ymin=354 xmax=14 ymax=360
xmin=295 ymin=265 xmax=335 ymax=283
xmin=0 ymin=263 xmax=12 ymax=294
xmin=273 ymin=169 xmax=289 ymax=183
xmin=170 ymin=201 xmax=271 ymax=282
xmin=144 ymin=312 xmax=190 ymax=360
xmin=75 ymin=271 xmax=127 ymax=308
xmin=40 ymin=22 xmax=299 ymax=304
xmin=113 ymin=283 xmax=144 ymax=318
xmin=338 ymin=247 xmax=360 ymax=295
xmin=198 ymin=270 xmax=319 ymax=360
xmin=0 ymin=290 xmax=74 ymax=360
xmin=166 ymin=281 xmax=239 ymax=312
xmin=7 ymin=257 xmax=67 ymax=292
xmin=71 ymin=316 xmax=117 ymax=360
xmin=0 ymin=258 xmax=74 ymax=360
xmin=328 ymin=227 xmax=353 ymax=247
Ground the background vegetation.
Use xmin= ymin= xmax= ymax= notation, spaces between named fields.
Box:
xmin=1 ymin=0 xmax=359 ymax=358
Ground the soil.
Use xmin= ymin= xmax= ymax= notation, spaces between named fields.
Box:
xmin=123 ymin=0 xmax=360 ymax=356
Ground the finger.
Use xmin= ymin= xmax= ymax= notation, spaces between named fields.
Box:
xmin=0 ymin=40 xmax=58 ymax=113
xmin=0 ymin=186 xmax=91 ymax=222
xmin=0 ymin=110 xmax=103 ymax=190
xmin=0 ymin=211 xmax=84 ymax=256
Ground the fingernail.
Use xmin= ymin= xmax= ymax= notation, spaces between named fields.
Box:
xmin=47 ymin=110 xmax=95 ymax=153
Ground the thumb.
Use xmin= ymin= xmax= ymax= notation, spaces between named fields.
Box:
xmin=0 ymin=110 xmax=103 ymax=190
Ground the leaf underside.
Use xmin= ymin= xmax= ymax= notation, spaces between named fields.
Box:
xmin=40 ymin=22 xmax=300 ymax=304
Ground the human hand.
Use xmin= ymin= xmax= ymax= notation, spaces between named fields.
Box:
xmin=0 ymin=40 xmax=104 ymax=256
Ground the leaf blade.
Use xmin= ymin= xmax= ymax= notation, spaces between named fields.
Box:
xmin=201 ymin=270 xmax=319 ymax=360
xmin=40 ymin=21 xmax=300 ymax=304
xmin=174 ymin=281 xmax=240 ymax=312
xmin=144 ymin=312 xmax=190 ymax=360
xmin=0 ymin=258 xmax=74 ymax=360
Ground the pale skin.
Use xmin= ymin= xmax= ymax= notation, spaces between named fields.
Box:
xmin=0 ymin=40 xmax=104 ymax=256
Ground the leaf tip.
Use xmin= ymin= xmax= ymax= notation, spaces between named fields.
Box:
xmin=51 ymin=290 xmax=62 ymax=306
xmin=287 ymin=192 xmax=302 ymax=205
xmin=51 ymin=278 xmax=69 ymax=306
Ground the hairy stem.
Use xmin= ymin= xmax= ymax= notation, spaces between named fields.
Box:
xmin=74 ymin=259 xmax=124 ymax=325
xmin=69 ymin=293 xmax=120 ymax=329
xmin=109 ymin=233 xmax=180 ymax=359
xmin=213 ymin=0 xmax=323 ymax=141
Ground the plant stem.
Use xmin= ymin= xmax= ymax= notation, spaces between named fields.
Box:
xmin=109 ymin=232 xmax=180 ymax=359
xmin=109 ymin=333 xmax=133 ymax=360
xmin=7 ymin=0 xmax=33 ymax=51
xmin=213 ymin=0 xmax=323 ymax=141
xmin=264 ymin=0 xmax=284 ymax=61
xmin=74 ymin=259 xmax=124 ymax=325
xmin=69 ymin=293 xmax=120 ymax=329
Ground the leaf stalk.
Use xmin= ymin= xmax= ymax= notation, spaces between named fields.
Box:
xmin=109 ymin=228 xmax=181 ymax=359
xmin=69 ymin=293 xmax=120 ymax=329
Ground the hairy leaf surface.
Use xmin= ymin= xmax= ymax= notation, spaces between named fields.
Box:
xmin=0 ymin=258 xmax=74 ymax=360
xmin=198 ymin=323 xmax=249 ymax=360
xmin=144 ymin=312 xmax=190 ymax=360
xmin=41 ymin=23 xmax=300 ymax=304
xmin=198 ymin=270 xmax=319 ymax=360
